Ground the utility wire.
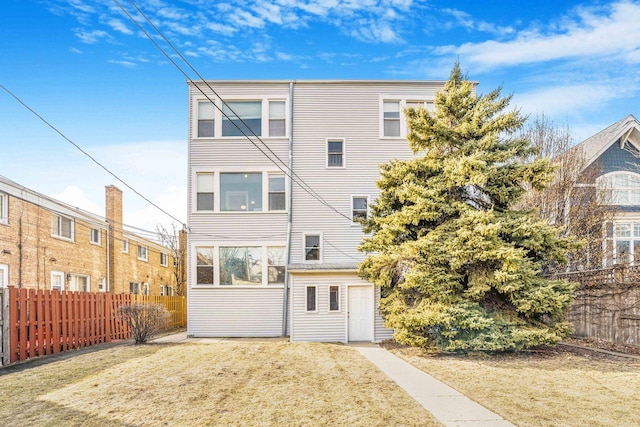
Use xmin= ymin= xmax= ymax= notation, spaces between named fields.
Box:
xmin=116 ymin=0 xmax=353 ymax=222
xmin=0 ymin=84 xmax=186 ymax=227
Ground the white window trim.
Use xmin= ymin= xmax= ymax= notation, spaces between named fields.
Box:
xmin=329 ymin=285 xmax=341 ymax=312
xmin=191 ymin=168 xmax=288 ymax=214
xmin=192 ymin=96 xmax=289 ymax=140
xmin=90 ymin=228 xmax=101 ymax=246
xmin=51 ymin=270 xmax=65 ymax=291
xmin=379 ymin=96 xmax=435 ymax=140
xmin=303 ymin=232 xmax=323 ymax=263
xmin=610 ymin=220 xmax=640 ymax=265
xmin=0 ymin=264 xmax=9 ymax=288
xmin=138 ymin=245 xmax=149 ymax=262
xmin=192 ymin=242 xmax=287 ymax=288
xmin=351 ymin=195 xmax=370 ymax=224
xmin=160 ymin=253 xmax=168 ymax=267
xmin=98 ymin=277 xmax=107 ymax=292
xmin=0 ymin=192 xmax=8 ymax=225
xmin=51 ymin=214 xmax=75 ymax=242
xmin=306 ymin=285 xmax=318 ymax=313
xmin=122 ymin=239 xmax=129 ymax=254
xmin=597 ymin=171 xmax=640 ymax=206
xmin=70 ymin=274 xmax=90 ymax=292
xmin=326 ymin=138 xmax=346 ymax=169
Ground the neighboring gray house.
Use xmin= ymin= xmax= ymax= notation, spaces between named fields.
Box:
xmin=571 ymin=114 xmax=640 ymax=266
xmin=186 ymin=80 xmax=446 ymax=341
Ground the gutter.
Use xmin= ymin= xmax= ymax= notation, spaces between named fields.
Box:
xmin=282 ymin=81 xmax=294 ymax=337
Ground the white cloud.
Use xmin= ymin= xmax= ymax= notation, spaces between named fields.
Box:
xmin=206 ymin=22 xmax=238 ymax=36
xmin=445 ymin=1 xmax=640 ymax=70
xmin=229 ymin=10 xmax=265 ymax=29
xmin=50 ymin=186 xmax=101 ymax=216
xmin=106 ymin=18 xmax=133 ymax=35
xmin=69 ymin=47 xmax=83 ymax=54
xmin=107 ymin=59 xmax=137 ymax=67
xmin=75 ymin=29 xmax=113 ymax=44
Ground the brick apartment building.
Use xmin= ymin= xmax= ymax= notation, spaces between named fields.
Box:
xmin=0 ymin=176 xmax=178 ymax=295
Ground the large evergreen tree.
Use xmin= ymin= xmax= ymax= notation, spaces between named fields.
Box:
xmin=358 ymin=64 xmax=578 ymax=352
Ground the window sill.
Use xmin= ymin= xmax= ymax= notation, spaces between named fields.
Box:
xmin=191 ymin=284 xmax=285 ymax=289
xmin=137 ymin=258 xmax=149 ymax=263
xmin=90 ymin=241 xmax=102 ymax=247
xmin=51 ymin=235 xmax=74 ymax=243
xmin=192 ymin=210 xmax=288 ymax=214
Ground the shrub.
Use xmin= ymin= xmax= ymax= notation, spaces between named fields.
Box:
xmin=118 ymin=303 xmax=170 ymax=344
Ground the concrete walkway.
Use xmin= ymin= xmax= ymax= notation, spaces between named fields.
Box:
xmin=153 ymin=332 xmax=513 ymax=427
xmin=353 ymin=344 xmax=514 ymax=427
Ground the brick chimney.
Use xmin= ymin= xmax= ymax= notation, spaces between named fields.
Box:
xmin=105 ymin=186 xmax=123 ymax=293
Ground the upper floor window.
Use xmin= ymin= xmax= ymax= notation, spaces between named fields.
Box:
xmin=327 ymin=139 xmax=344 ymax=168
xmin=138 ymin=245 xmax=148 ymax=262
xmin=198 ymin=101 xmax=215 ymax=137
xmin=268 ymin=173 xmax=286 ymax=211
xmin=381 ymin=98 xmax=434 ymax=139
xmin=599 ymin=172 xmax=640 ymax=205
xmin=352 ymin=196 xmax=368 ymax=222
xmin=0 ymin=192 xmax=7 ymax=224
xmin=90 ymin=228 xmax=101 ymax=245
xmin=383 ymin=101 xmax=401 ymax=137
xmin=122 ymin=239 xmax=129 ymax=253
xmin=269 ymin=101 xmax=286 ymax=136
xmin=304 ymin=234 xmax=321 ymax=262
xmin=222 ymin=101 xmax=262 ymax=136
xmin=160 ymin=253 xmax=168 ymax=267
xmin=196 ymin=173 xmax=215 ymax=211
xmin=51 ymin=214 xmax=74 ymax=241
xmin=220 ymin=173 xmax=262 ymax=211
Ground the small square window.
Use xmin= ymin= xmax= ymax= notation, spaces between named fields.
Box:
xmin=198 ymin=101 xmax=215 ymax=137
xmin=329 ymin=285 xmax=340 ymax=311
xmin=196 ymin=247 xmax=214 ymax=285
xmin=51 ymin=214 xmax=74 ymax=240
xmin=304 ymin=234 xmax=321 ymax=261
xmin=327 ymin=140 xmax=344 ymax=167
xmin=306 ymin=286 xmax=317 ymax=312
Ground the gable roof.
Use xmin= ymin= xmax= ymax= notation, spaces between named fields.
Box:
xmin=573 ymin=114 xmax=640 ymax=170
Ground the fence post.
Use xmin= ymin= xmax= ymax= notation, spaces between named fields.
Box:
xmin=1 ymin=288 xmax=9 ymax=366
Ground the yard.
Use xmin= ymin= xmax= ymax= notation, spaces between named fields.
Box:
xmin=0 ymin=340 xmax=439 ymax=427
xmin=387 ymin=343 xmax=640 ymax=427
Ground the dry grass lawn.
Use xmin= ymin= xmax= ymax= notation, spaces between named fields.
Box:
xmin=0 ymin=341 xmax=439 ymax=426
xmin=388 ymin=345 xmax=640 ymax=427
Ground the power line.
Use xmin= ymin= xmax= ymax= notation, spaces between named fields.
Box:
xmin=116 ymin=0 xmax=353 ymax=222
xmin=0 ymin=83 xmax=186 ymax=227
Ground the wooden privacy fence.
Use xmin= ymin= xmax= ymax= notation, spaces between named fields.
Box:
xmin=1 ymin=288 xmax=8 ymax=366
xmin=2 ymin=287 xmax=186 ymax=365
xmin=557 ymin=267 xmax=640 ymax=347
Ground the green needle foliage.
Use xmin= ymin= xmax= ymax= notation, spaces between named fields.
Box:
xmin=358 ymin=63 xmax=578 ymax=352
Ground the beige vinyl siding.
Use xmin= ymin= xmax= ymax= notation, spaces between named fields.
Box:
xmin=288 ymin=82 xmax=444 ymax=264
xmin=289 ymin=271 xmax=392 ymax=342
xmin=188 ymin=287 xmax=284 ymax=337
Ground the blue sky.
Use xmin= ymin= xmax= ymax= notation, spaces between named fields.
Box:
xmin=1 ymin=0 xmax=639 ymax=232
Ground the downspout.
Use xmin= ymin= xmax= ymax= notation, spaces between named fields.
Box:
xmin=282 ymin=81 xmax=294 ymax=337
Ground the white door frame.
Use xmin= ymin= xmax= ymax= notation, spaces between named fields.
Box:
xmin=0 ymin=264 xmax=8 ymax=288
xmin=345 ymin=284 xmax=375 ymax=342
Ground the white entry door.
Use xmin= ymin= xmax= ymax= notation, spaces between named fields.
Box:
xmin=348 ymin=286 xmax=374 ymax=342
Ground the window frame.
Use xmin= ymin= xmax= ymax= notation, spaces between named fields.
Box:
xmin=597 ymin=172 xmax=640 ymax=206
xmin=379 ymin=97 xmax=435 ymax=139
xmin=51 ymin=214 xmax=75 ymax=241
xmin=611 ymin=221 xmax=640 ymax=265
xmin=122 ymin=239 xmax=129 ymax=254
xmin=90 ymin=228 xmax=101 ymax=245
xmin=326 ymin=139 xmax=345 ymax=168
xmin=0 ymin=192 xmax=7 ymax=224
xmin=196 ymin=172 xmax=215 ymax=212
xmin=0 ymin=264 xmax=7 ymax=288
xmin=222 ymin=100 xmax=263 ymax=137
xmin=193 ymin=244 xmax=287 ymax=287
xmin=70 ymin=274 xmax=90 ymax=292
xmin=303 ymin=233 xmax=322 ymax=263
xmin=306 ymin=285 xmax=318 ymax=313
xmin=137 ymin=245 xmax=149 ymax=262
xmin=267 ymin=246 xmax=286 ymax=285
xmin=268 ymin=100 xmax=287 ymax=137
xmin=351 ymin=195 xmax=369 ymax=223
xmin=160 ymin=252 xmax=168 ymax=267
xmin=197 ymin=100 xmax=215 ymax=138
xmin=268 ymin=173 xmax=286 ymax=211
xmin=329 ymin=285 xmax=341 ymax=312
xmin=51 ymin=270 xmax=65 ymax=291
